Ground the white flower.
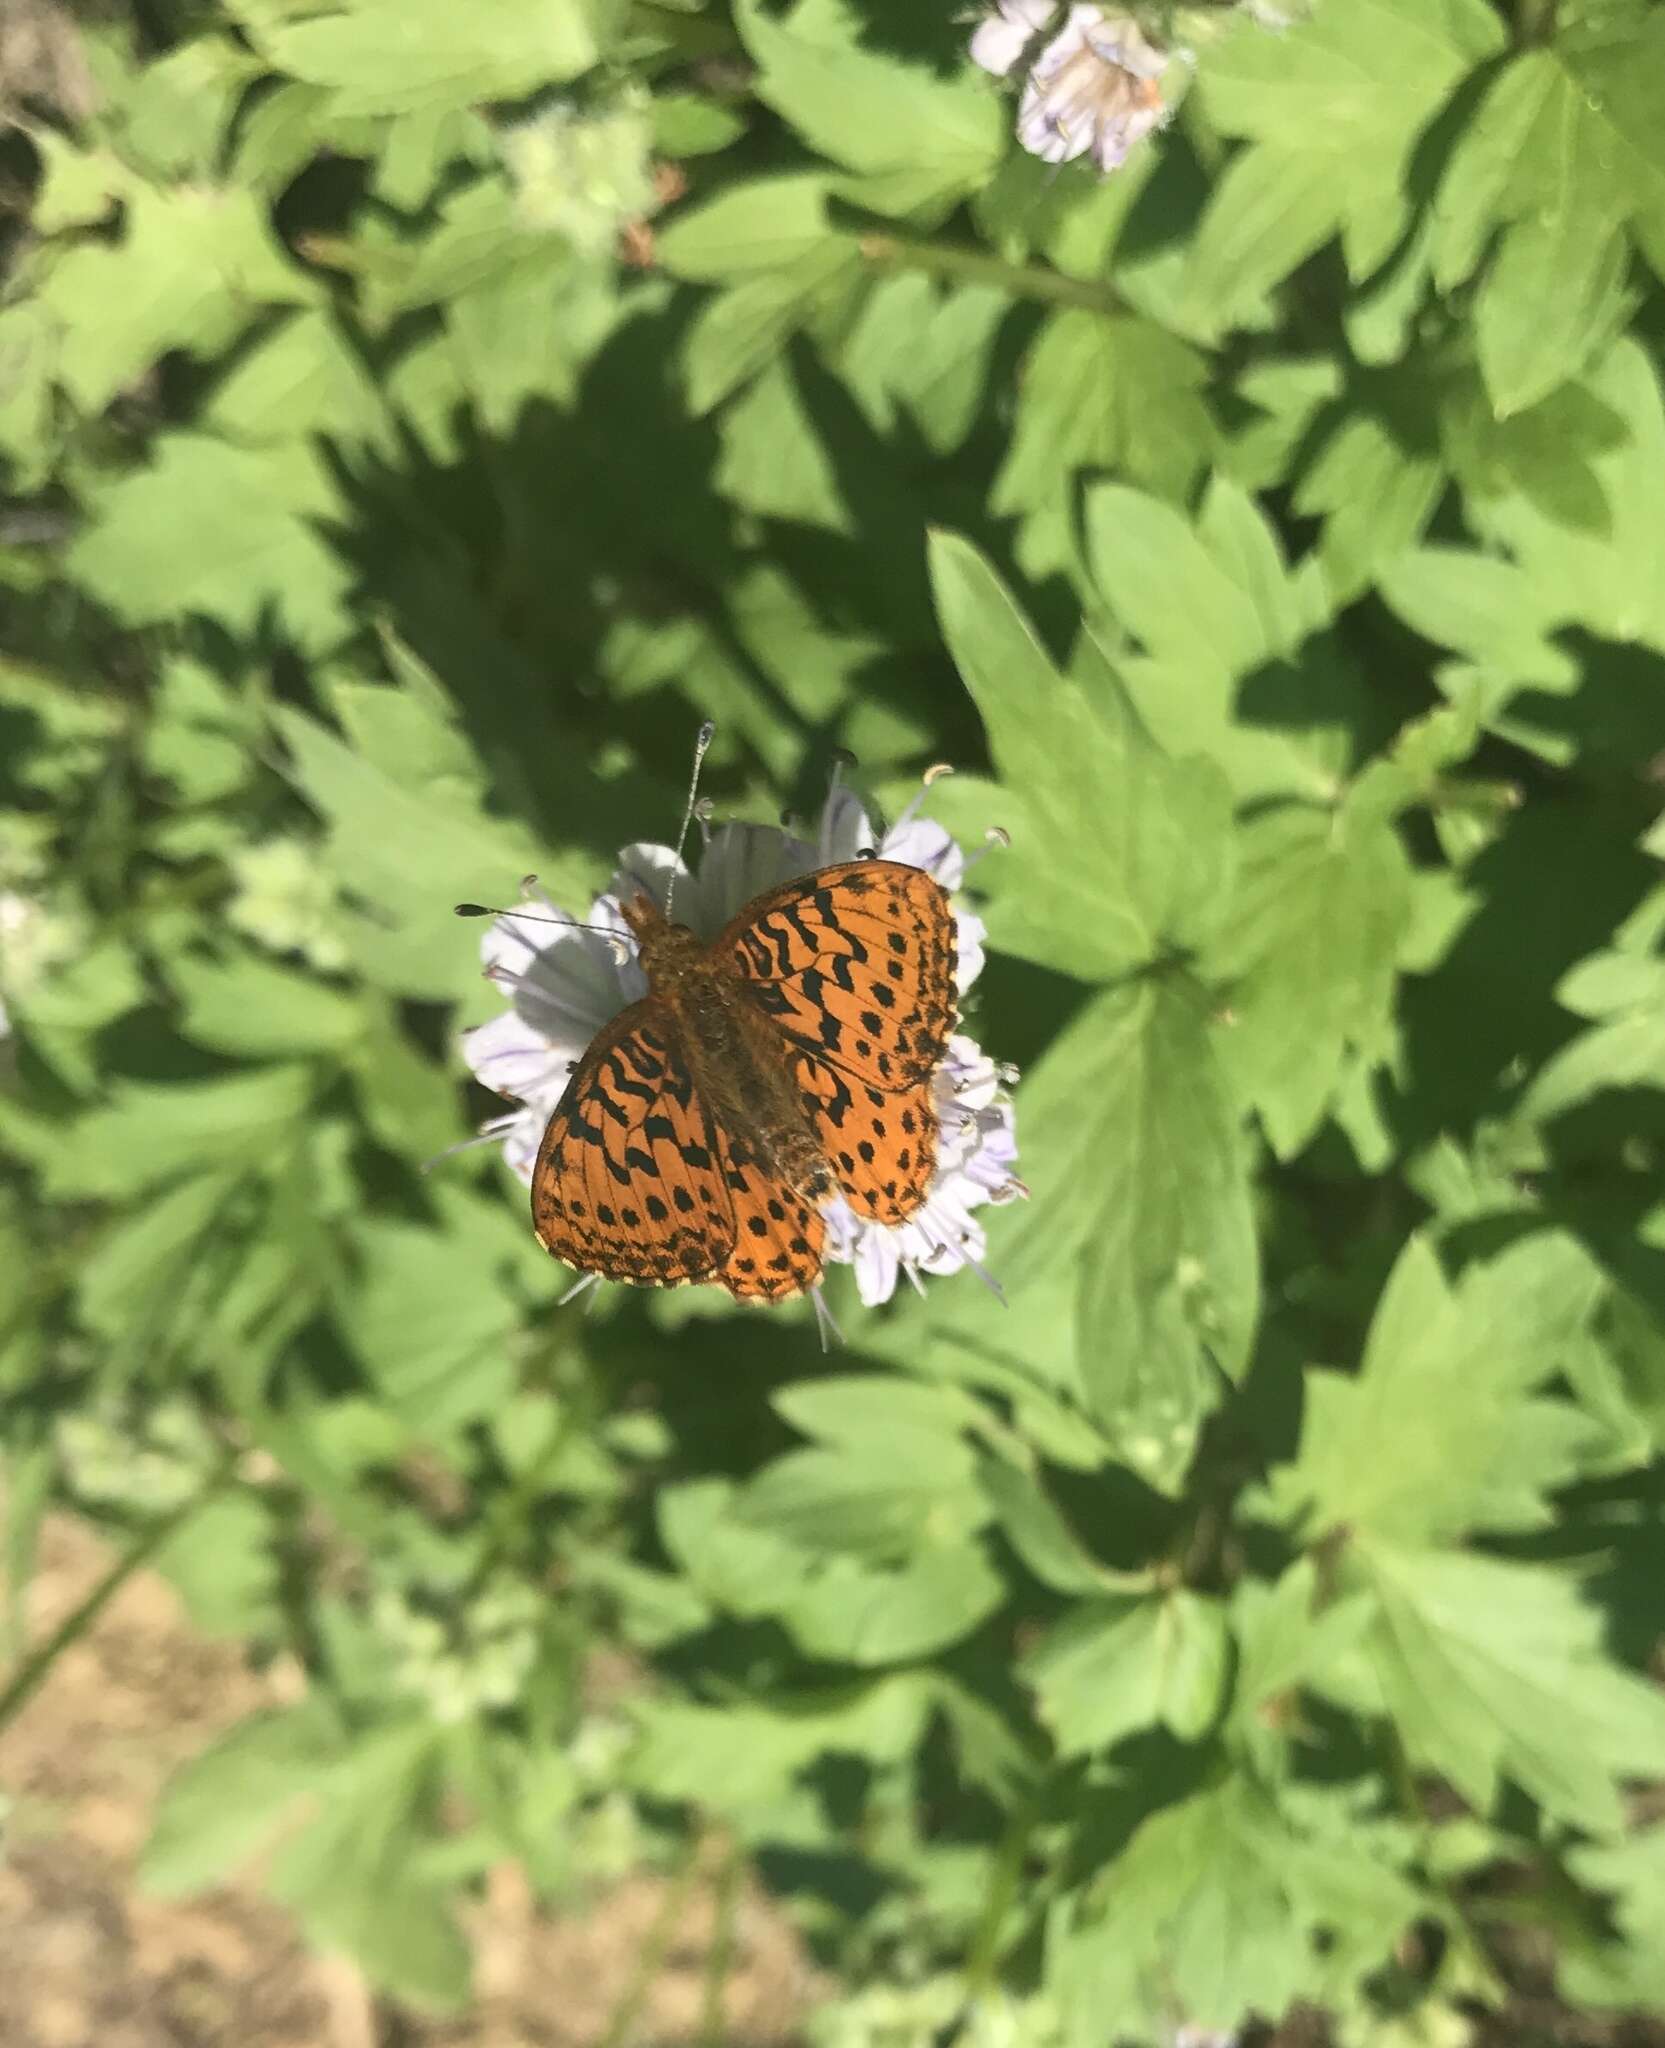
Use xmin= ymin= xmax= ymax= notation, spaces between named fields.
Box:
xmin=226 ymin=837 xmax=348 ymax=972
xmin=970 ymin=0 xmax=1060 ymax=77
xmin=500 ymin=94 xmax=657 ymax=256
xmin=983 ymin=4 xmax=1170 ymax=173
xmin=460 ymin=770 xmax=1023 ymax=1310
xmin=0 ymin=886 xmax=80 ymax=1000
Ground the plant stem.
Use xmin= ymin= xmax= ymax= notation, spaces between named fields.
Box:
xmin=698 ymin=1837 xmax=744 ymax=2047
xmin=965 ymin=1800 xmax=1039 ymax=1997
xmin=598 ymin=1834 xmax=704 ymax=2048
xmin=1381 ymin=1720 xmax=1506 ymax=2002
xmin=854 ymin=233 xmax=1128 ymax=316
xmin=0 ymin=1450 xmax=239 ymax=1733
xmin=1515 ymin=0 xmax=1557 ymax=43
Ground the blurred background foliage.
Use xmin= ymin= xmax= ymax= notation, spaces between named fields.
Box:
xmin=2 ymin=0 xmax=1665 ymax=2042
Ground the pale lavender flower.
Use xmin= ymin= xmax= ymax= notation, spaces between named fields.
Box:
xmin=993 ymin=4 xmax=1171 ymax=173
xmin=969 ymin=0 xmax=1059 ymax=77
xmin=460 ymin=771 xmax=1022 ymax=1309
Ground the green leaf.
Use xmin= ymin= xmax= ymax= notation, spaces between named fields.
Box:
xmin=142 ymin=657 xmax=254 ymax=803
xmin=1266 ymin=1232 xmax=1606 ymax=1545
xmin=144 ymin=1705 xmax=337 ymax=1897
xmin=172 ymin=948 xmax=365 ymax=1058
xmin=275 ymin=688 xmax=554 ymax=998
xmin=1026 ymin=1591 xmax=1229 ymax=1755
xmin=976 ymin=1453 xmax=1143 ymax=1597
xmin=734 ymin=1429 xmax=984 ymax=1563
xmin=265 ymin=1720 xmax=471 ymax=2009
xmin=782 ymin=1542 xmax=1007 ymax=1665
xmin=1432 ymin=27 xmax=1665 ymax=415
xmin=1293 ymin=404 xmax=1448 ymax=604
xmin=770 ymin=1373 xmax=985 ymax=1448
xmin=1565 ymin=1828 xmax=1665 ymax=2011
xmin=563 ymin=1543 xmax=712 ymax=1649
xmin=735 ymin=0 xmax=1001 ymax=215
xmin=1376 ymin=545 xmax=1570 ymax=685
xmin=659 ymin=1478 xmax=815 ymax=1620
xmin=1084 ymin=478 xmax=1362 ymax=801
xmin=254 ymin=0 xmax=596 ymax=116
xmin=43 ymin=1067 xmax=316 ymax=1201
xmin=202 ymin=306 xmax=387 ymax=447
xmin=117 ymin=38 xmax=265 ymax=177
xmin=69 ymin=435 xmax=353 ymax=652
xmin=1182 ymin=144 xmax=1343 ymax=335
xmin=652 ymin=92 xmax=748 ymax=159
xmin=1207 ymin=795 xmax=1414 ymax=1157
xmin=629 ymin=1677 xmax=930 ymax=1810
xmin=716 ymin=359 xmax=851 ymax=533
xmin=1078 ymin=975 xmax=1259 ymax=1483
xmin=339 ymin=1203 xmax=521 ymax=1436
xmin=1053 ymin=1769 xmax=1414 ymax=2039
xmin=681 ymin=241 xmax=863 ymax=415
xmin=1188 ymin=0 xmax=1504 ymax=330
xmin=999 ymin=970 xmax=1258 ymax=1488
xmin=928 ymin=530 xmax=1234 ymax=980
xmin=838 ymin=274 xmax=1009 ymax=457
xmin=656 ymin=174 xmax=834 ymax=280
xmin=1362 ymin=1541 xmax=1665 ymax=1835
xmin=1230 ymin=1559 xmax=1377 ymax=1731
xmin=1515 ymin=942 xmax=1665 ymax=1128
xmin=154 ymin=1492 xmax=283 ymax=1638
xmin=37 ymin=179 xmax=312 ymax=416
xmin=76 ymin=1169 xmax=240 ymax=1345
xmin=991 ymin=310 xmax=1213 ymax=511
xmin=1462 ymin=339 xmax=1665 ymax=654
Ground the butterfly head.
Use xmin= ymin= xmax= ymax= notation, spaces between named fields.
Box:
xmin=620 ymin=890 xmax=701 ymax=984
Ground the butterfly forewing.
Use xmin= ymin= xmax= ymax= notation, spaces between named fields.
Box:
xmin=531 ymin=1004 xmax=736 ymax=1286
xmin=721 ymin=860 xmax=958 ymax=1093
xmin=530 ymin=857 xmax=960 ymax=1303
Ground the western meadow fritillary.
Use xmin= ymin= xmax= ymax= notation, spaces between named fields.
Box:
xmin=530 ymin=859 xmax=959 ymax=1301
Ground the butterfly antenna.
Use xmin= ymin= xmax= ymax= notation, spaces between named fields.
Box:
xmin=454 ymin=903 xmax=622 ymax=938
xmin=664 ymin=720 xmax=716 ymax=923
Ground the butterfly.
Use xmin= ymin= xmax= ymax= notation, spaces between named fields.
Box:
xmin=529 ymin=859 xmax=959 ymax=1301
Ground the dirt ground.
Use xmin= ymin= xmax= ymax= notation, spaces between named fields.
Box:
xmin=0 ymin=1512 xmax=818 ymax=2048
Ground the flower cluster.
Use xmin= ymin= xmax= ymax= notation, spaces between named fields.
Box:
xmin=501 ymin=94 xmax=658 ymax=258
xmin=461 ymin=772 xmax=1022 ymax=1310
xmin=372 ymin=1576 xmax=542 ymax=1725
xmin=970 ymin=2 xmax=1171 ymax=173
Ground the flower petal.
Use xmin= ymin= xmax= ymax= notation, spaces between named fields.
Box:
xmin=698 ymin=819 xmax=816 ymax=932
xmin=881 ymin=815 xmax=964 ymax=889
xmin=971 ymin=14 xmax=1034 ymax=74
xmin=462 ymin=1007 xmax=573 ymax=1103
xmin=816 ymin=784 xmax=879 ymax=866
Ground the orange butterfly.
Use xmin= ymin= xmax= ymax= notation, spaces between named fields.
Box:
xmin=530 ymin=858 xmax=959 ymax=1301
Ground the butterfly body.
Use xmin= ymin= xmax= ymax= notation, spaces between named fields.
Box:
xmin=622 ymin=893 xmax=834 ymax=1204
xmin=531 ymin=859 xmax=959 ymax=1302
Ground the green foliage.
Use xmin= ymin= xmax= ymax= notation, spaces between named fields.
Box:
xmin=3 ymin=0 xmax=1664 ymax=2040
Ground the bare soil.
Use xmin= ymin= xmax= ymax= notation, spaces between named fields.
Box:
xmin=0 ymin=1511 xmax=817 ymax=2048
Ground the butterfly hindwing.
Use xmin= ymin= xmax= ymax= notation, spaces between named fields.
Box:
xmin=531 ymin=1002 xmax=735 ymax=1286
xmin=792 ymin=1051 xmax=937 ymax=1226
xmin=721 ymin=859 xmax=958 ymax=1094
xmin=713 ymin=1127 xmax=826 ymax=1300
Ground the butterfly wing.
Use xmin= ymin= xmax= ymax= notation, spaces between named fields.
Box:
xmin=720 ymin=860 xmax=958 ymax=1093
xmin=790 ymin=1051 xmax=937 ymax=1227
xmin=531 ymin=1002 xmax=736 ymax=1287
xmin=714 ymin=1129 xmax=826 ymax=1300
xmin=718 ymin=859 xmax=955 ymax=1229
